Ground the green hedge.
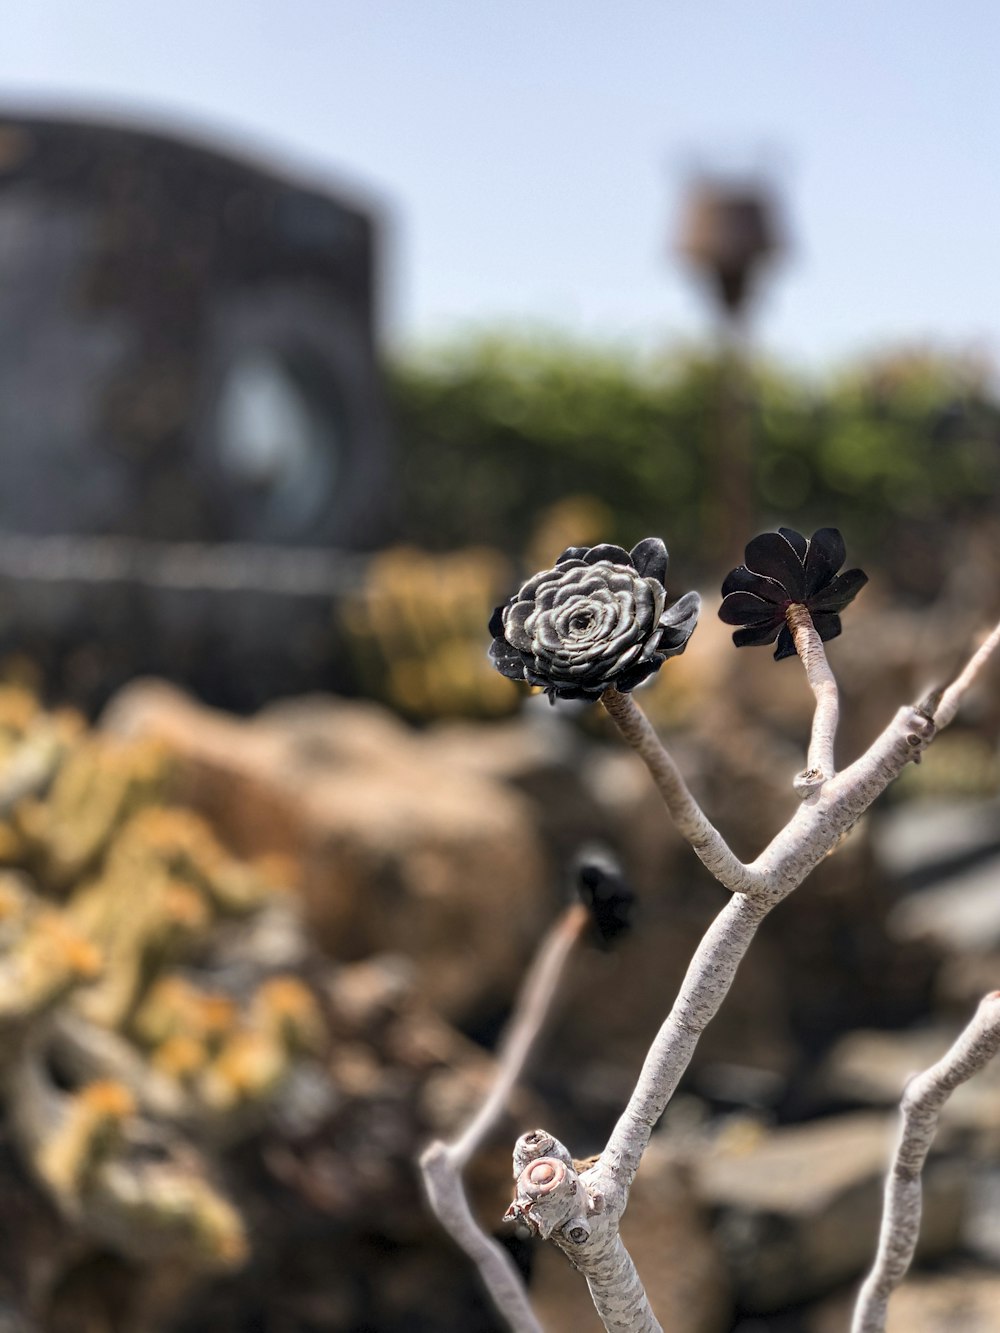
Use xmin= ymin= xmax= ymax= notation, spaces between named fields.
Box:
xmin=388 ymin=336 xmax=1000 ymax=591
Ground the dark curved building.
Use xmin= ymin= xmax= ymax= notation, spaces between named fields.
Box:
xmin=0 ymin=111 xmax=393 ymax=709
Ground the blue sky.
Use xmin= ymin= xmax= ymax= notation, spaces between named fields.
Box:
xmin=1 ymin=1 xmax=998 ymax=367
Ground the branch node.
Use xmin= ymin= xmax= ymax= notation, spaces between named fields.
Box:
xmin=513 ymin=1128 xmax=572 ymax=1178
xmin=915 ymin=687 xmax=944 ymax=721
xmin=793 ymin=766 xmax=826 ymax=798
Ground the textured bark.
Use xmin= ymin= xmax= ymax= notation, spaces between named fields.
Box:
xmin=419 ymin=907 xmax=586 ymax=1331
xmin=852 ymin=991 xmax=1000 ymax=1333
xmin=420 ymin=607 xmax=1000 ymax=1332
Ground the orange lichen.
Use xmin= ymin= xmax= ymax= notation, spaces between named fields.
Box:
xmin=33 ymin=912 xmax=103 ymax=981
xmin=151 ymin=1034 xmax=207 ymax=1080
xmin=79 ymin=1080 xmax=136 ymax=1121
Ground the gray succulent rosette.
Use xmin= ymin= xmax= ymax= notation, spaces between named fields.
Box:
xmin=489 ymin=538 xmax=700 ymax=702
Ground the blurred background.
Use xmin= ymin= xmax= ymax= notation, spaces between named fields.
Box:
xmin=0 ymin=3 xmax=999 ymax=1331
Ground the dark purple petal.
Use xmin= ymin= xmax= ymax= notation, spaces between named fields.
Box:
xmin=489 ymin=639 xmax=527 ymax=680
xmin=583 ymin=543 xmax=633 ymax=567
xmin=488 ymin=604 xmax=507 ymax=638
xmin=808 ymin=568 xmax=868 ymax=614
xmin=556 ymin=546 xmax=591 ymax=564
xmin=504 ymin=600 xmax=534 ymax=651
xmin=612 ymin=658 xmax=661 ymax=692
xmin=543 ymin=679 xmax=605 ymax=701
xmin=657 ymin=591 xmax=700 ymax=655
xmin=732 ymin=621 xmax=782 ymax=648
xmin=811 ymin=611 xmax=843 ymax=644
xmin=518 ymin=561 xmax=585 ymax=600
xmin=773 ymin=625 xmax=797 ymax=660
xmin=777 ymin=527 xmax=808 ymax=561
xmin=629 ymin=537 xmax=668 ymax=585
xmin=718 ymin=591 xmax=784 ymax=627
xmin=524 ymin=663 xmax=555 ymax=689
xmin=721 ymin=565 xmax=788 ymax=604
xmin=743 ymin=532 xmax=807 ymax=600
xmin=804 ymin=528 xmax=847 ymax=596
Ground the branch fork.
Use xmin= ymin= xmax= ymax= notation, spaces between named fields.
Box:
xmin=420 ymin=596 xmax=1000 ymax=1333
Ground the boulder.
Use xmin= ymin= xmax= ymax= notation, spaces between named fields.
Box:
xmin=817 ymin=1025 xmax=1000 ymax=1155
xmin=810 ymin=1269 xmax=1000 ymax=1333
xmin=693 ymin=1112 xmax=966 ymax=1311
xmin=102 ymin=682 xmax=553 ymax=1027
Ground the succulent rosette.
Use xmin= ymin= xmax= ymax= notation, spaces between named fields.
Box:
xmin=489 ymin=538 xmax=700 ymax=702
xmin=718 ymin=526 xmax=868 ymax=660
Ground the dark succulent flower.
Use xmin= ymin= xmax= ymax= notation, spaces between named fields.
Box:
xmin=573 ymin=845 xmax=634 ymax=949
xmin=718 ymin=527 xmax=868 ymax=660
xmin=489 ymin=539 xmax=700 ymax=702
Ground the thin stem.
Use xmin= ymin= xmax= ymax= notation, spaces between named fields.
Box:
xmin=450 ymin=903 xmax=588 ymax=1169
xmin=935 ymin=617 xmax=1000 ymax=728
xmin=420 ymin=903 xmax=588 ymax=1332
xmin=600 ymin=689 xmax=757 ymax=894
xmin=421 ymin=1144 xmax=544 ymax=1333
xmin=786 ymin=603 xmax=839 ymax=784
xmin=852 ymin=991 xmax=1000 ymax=1333
xmin=593 ymin=890 xmax=767 ymax=1214
xmin=578 ymin=1232 xmax=662 ymax=1333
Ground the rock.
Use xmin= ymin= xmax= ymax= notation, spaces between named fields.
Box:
xmin=817 ymin=1025 xmax=1000 ymax=1155
xmin=102 ymin=682 xmax=553 ymax=1027
xmin=872 ymin=796 xmax=1000 ymax=883
xmin=889 ymin=849 xmax=1000 ymax=954
xmin=693 ymin=1112 xmax=966 ymax=1311
xmin=809 ymin=1268 xmax=1000 ymax=1332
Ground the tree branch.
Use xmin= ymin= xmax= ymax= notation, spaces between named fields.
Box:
xmin=483 ymin=612 xmax=1000 ymax=1329
xmin=563 ymin=615 xmax=1000 ymax=1253
xmin=593 ymin=890 xmax=768 ymax=1213
xmin=420 ymin=903 xmax=588 ymax=1331
xmin=449 ymin=903 xmax=588 ymax=1170
xmin=505 ymin=1143 xmax=662 ymax=1333
xmin=934 ymin=616 xmax=1000 ymax=728
xmin=600 ymin=688 xmax=757 ymax=894
xmin=852 ymin=990 xmax=1000 ymax=1333
xmin=421 ymin=1142 xmax=544 ymax=1333
xmin=786 ymin=604 xmax=840 ymax=789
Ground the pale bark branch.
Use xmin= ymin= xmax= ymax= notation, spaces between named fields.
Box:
xmin=586 ymin=614 xmax=1000 ymax=1229
xmin=934 ymin=616 xmax=1000 ymax=728
xmin=852 ymin=990 xmax=1000 ymax=1333
xmin=488 ymin=611 xmax=1000 ymax=1328
xmin=421 ymin=1143 xmax=543 ymax=1333
xmin=600 ymin=688 xmax=757 ymax=894
xmin=506 ymin=1148 xmax=662 ymax=1333
xmin=420 ymin=903 xmax=588 ymax=1331
xmin=787 ymin=604 xmax=840 ymax=787
xmin=594 ymin=890 xmax=767 ymax=1213
xmin=449 ymin=903 xmax=588 ymax=1170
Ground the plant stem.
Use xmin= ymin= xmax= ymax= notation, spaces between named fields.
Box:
xmin=852 ymin=991 xmax=1000 ymax=1333
xmin=600 ymin=689 xmax=757 ymax=894
xmin=786 ymin=603 xmax=839 ymax=784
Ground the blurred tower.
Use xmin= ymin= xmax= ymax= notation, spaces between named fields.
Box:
xmin=676 ymin=175 xmax=785 ymax=559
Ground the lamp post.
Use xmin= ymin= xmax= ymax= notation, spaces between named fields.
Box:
xmin=676 ymin=175 xmax=785 ymax=560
